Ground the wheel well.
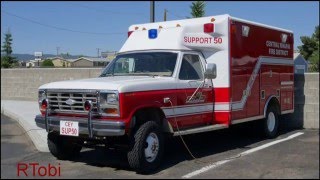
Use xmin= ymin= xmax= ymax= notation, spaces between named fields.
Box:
xmin=130 ymin=107 xmax=173 ymax=133
xmin=264 ymin=96 xmax=281 ymax=117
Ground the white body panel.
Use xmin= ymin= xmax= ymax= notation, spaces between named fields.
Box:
xmin=39 ymin=76 xmax=178 ymax=93
xmin=120 ymin=14 xmax=230 ymax=52
xmin=120 ymin=14 xmax=231 ymax=89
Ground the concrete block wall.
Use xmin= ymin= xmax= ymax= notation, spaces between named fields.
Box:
xmin=1 ymin=68 xmax=103 ymax=101
xmin=1 ymin=69 xmax=319 ymax=129
xmin=285 ymin=73 xmax=319 ymax=129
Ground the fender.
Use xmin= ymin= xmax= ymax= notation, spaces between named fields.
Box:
xmin=263 ymin=95 xmax=280 ymax=118
xmin=127 ymin=101 xmax=163 ymax=120
xmin=125 ymin=101 xmax=173 ymax=133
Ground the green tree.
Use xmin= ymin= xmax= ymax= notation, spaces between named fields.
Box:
xmin=1 ymin=56 xmax=13 ymax=68
xmin=309 ymin=48 xmax=319 ymax=72
xmin=1 ymin=29 xmax=17 ymax=68
xmin=298 ymin=25 xmax=319 ymax=72
xmin=41 ymin=59 xmax=54 ymax=67
xmin=190 ymin=1 xmax=206 ymax=18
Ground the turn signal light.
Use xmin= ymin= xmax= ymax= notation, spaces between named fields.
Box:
xmin=105 ymin=108 xmax=118 ymax=114
xmin=204 ymin=23 xmax=214 ymax=33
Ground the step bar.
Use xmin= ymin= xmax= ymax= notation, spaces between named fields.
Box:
xmin=173 ymin=124 xmax=228 ymax=136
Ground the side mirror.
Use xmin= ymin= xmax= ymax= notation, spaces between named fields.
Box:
xmin=204 ymin=63 xmax=217 ymax=79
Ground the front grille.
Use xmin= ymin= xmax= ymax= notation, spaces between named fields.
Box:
xmin=47 ymin=91 xmax=99 ymax=114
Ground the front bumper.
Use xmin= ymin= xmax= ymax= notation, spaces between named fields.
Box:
xmin=35 ymin=115 xmax=126 ymax=136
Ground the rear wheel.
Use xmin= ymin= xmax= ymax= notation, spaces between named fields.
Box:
xmin=263 ymin=106 xmax=279 ymax=138
xmin=127 ymin=121 xmax=164 ymax=174
xmin=47 ymin=132 xmax=83 ymax=160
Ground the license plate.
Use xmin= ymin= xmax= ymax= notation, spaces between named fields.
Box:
xmin=60 ymin=121 xmax=79 ymax=137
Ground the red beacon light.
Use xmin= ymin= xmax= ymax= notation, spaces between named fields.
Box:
xmin=128 ymin=31 xmax=133 ymax=37
xmin=204 ymin=23 xmax=215 ymax=33
xmin=41 ymin=99 xmax=48 ymax=110
xmin=84 ymin=100 xmax=92 ymax=111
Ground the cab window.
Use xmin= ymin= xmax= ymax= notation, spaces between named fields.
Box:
xmin=179 ymin=54 xmax=203 ymax=80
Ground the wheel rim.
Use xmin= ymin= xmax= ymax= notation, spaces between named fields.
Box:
xmin=267 ymin=112 xmax=276 ymax=132
xmin=144 ymin=132 xmax=159 ymax=163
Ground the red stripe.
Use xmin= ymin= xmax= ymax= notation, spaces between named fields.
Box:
xmin=214 ymin=88 xmax=230 ymax=102
xmin=214 ymin=111 xmax=230 ymax=125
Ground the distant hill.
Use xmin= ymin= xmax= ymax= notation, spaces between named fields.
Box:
xmin=1 ymin=53 xmax=88 ymax=61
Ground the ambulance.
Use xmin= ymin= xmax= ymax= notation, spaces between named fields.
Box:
xmin=35 ymin=14 xmax=294 ymax=173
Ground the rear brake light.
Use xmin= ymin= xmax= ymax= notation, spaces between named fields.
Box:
xmin=204 ymin=23 xmax=214 ymax=33
xmin=128 ymin=31 xmax=133 ymax=37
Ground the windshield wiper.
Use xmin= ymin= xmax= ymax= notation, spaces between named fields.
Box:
xmin=100 ymin=73 xmax=169 ymax=77
xmin=125 ymin=73 xmax=154 ymax=77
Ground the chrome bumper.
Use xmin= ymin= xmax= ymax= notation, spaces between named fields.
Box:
xmin=35 ymin=115 xmax=126 ymax=137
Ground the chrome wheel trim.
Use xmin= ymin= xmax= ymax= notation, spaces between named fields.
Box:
xmin=144 ymin=132 xmax=159 ymax=163
xmin=267 ymin=112 xmax=276 ymax=132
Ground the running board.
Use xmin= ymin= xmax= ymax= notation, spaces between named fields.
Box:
xmin=173 ymin=124 xmax=228 ymax=136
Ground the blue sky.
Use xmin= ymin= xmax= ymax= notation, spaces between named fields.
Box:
xmin=1 ymin=1 xmax=319 ymax=56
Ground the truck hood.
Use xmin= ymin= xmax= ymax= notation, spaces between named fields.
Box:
xmin=39 ymin=76 xmax=177 ymax=93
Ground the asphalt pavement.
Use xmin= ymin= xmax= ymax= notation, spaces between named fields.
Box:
xmin=1 ymin=100 xmax=48 ymax=152
xmin=1 ymin=114 xmax=319 ymax=179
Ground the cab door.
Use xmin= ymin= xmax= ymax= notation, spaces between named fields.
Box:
xmin=175 ymin=52 xmax=214 ymax=129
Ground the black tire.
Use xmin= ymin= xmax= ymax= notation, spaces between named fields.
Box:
xmin=127 ymin=121 xmax=164 ymax=174
xmin=263 ymin=106 xmax=279 ymax=138
xmin=47 ymin=132 xmax=83 ymax=160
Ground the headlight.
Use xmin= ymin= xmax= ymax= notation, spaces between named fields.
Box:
xmin=38 ymin=90 xmax=46 ymax=102
xmin=99 ymin=92 xmax=120 ymax=116
xmin=107 ymin=93 xmax=118 ymax=105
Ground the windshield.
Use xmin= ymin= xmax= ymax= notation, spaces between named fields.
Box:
xmin=100 ymin=52 xmax=178 ymax=77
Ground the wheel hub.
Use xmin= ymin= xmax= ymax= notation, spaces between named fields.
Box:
xmin=267 ymin=112 xmax=276 ymax=132
xmin=144 ymin=132 xmax=159 ymax=163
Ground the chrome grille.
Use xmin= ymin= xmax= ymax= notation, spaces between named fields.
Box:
xmin=47 ymin=91 xmax=98 ymax=114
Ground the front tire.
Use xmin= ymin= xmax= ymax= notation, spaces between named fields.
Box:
xmin=47 ymin=132 xmax=83 ymax=160
xmin=127 ymin=121 xmax=164 ymax=174
xmin=263 ymin=106 xmax=279 ymax=138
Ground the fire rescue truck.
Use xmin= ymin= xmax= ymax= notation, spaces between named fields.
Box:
xmin=35 ymin=14 xmax=294 ymax=173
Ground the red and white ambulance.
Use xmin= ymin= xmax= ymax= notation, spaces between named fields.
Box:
xmin=35 ymin=14 xmax=294 ymax=173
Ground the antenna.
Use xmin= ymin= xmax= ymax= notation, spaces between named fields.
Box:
xmin=164 ymin=9 xmax=167 ymax=21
